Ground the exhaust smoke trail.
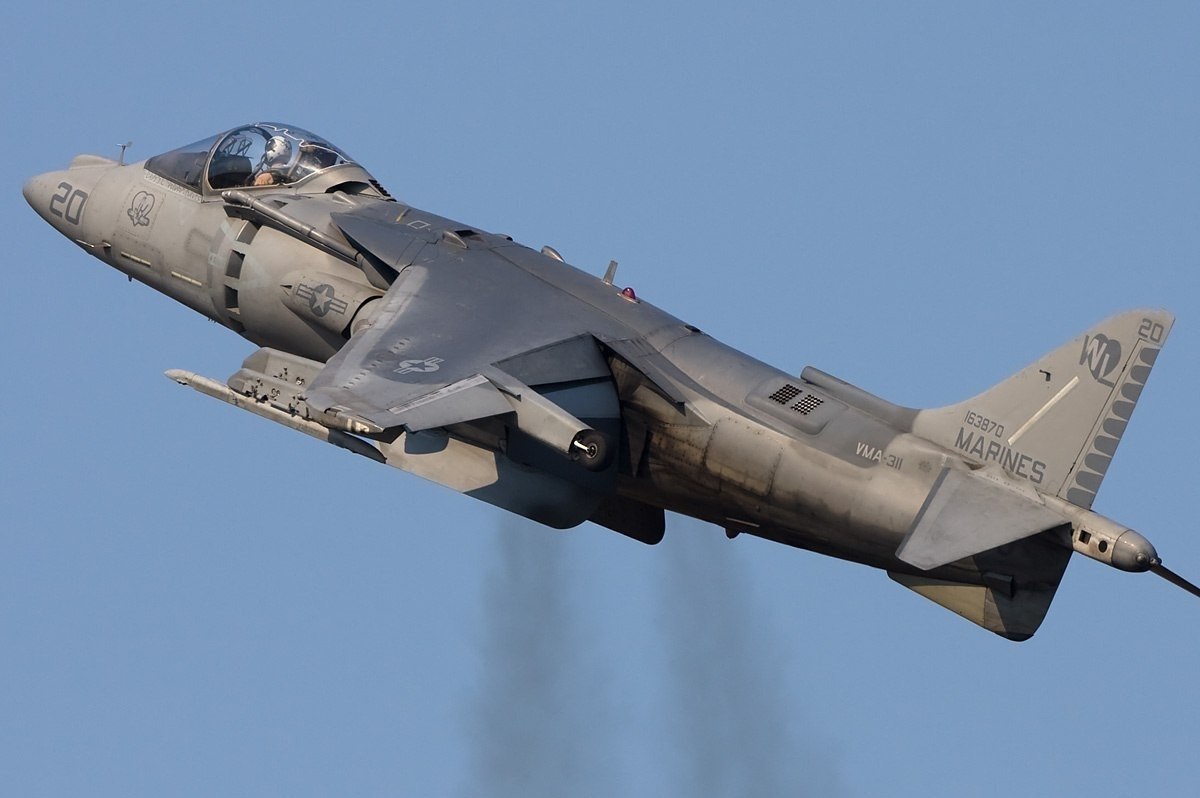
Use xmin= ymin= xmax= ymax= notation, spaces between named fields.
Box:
xmin=462 ymin=517 xmax=610 ymax=798
xmin=658 ymin=525 xmax=843 ymax=797
xmin=464 ymin=515 xmax=841 ymax=797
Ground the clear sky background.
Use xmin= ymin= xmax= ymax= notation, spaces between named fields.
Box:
xmin=3 ymin=2 xmax=1198 ymax=796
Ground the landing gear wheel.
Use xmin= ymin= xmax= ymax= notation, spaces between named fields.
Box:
xmin=571 ymin=430 xmax=612 ymax=472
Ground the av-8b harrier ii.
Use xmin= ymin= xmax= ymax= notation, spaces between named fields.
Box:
xmin=25 ymin=123 xmax=1198 ymax=640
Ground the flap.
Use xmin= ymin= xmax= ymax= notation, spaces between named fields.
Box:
xmin=383 ymin=374 xmax=514 ymax=432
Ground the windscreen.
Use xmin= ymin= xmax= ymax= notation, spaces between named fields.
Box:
xmin=144 ymin=124 xmax=358 ymax=193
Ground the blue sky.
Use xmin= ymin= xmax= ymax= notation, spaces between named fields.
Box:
xmin=3 ymin=2 xmax=1199 ymax=796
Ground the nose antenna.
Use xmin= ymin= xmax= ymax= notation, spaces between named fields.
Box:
xmin=116 ymin=141 xmax=132 ymax=165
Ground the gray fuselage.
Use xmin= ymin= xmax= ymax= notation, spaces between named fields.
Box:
xmin=22 ymin=149 xmax=1057 ymax=597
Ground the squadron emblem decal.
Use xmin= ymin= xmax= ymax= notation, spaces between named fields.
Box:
xmin=127 ymin=190 xmax=156 ymax=227
xmin=1080 ymin=333 xmax=1122 ymax=386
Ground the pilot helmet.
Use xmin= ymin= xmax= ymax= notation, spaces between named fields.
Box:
xmin=264 ymin=135 xmax=292 ymax=166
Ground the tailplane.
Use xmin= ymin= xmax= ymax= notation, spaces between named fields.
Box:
xmin=889 ymin=527 xmax=1074 ymax=642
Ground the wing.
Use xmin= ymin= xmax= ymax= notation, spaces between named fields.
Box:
xmin=304 ymin=209 xmax=629 ymax=461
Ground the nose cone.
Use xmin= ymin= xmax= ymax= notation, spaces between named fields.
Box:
xmin=24 ymin=157 xmax=117 ymax=236
xmin=23 ymin=171 xmax=63 ymax=224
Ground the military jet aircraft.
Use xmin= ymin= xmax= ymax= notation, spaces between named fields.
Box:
xmin=24 ymin=122 xmax=1199 ymax=640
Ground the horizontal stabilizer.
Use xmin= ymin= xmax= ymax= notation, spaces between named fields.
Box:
xmin=897 ymin=468 xmax=1066 ymax=570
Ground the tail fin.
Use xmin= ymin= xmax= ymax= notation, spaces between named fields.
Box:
xmin=912 ymin=309 xmax=1173 ymax=508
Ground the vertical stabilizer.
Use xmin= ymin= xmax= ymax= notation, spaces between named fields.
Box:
xmin=912 ymin=310 xmax=1173 ymax=508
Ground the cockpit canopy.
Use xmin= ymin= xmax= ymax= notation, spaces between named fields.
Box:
xmin=144 ymin=123 xmax=384 ymax=196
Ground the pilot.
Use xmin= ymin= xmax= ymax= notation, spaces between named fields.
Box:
xmin=251 ymin=135 xmax=293 ymax=186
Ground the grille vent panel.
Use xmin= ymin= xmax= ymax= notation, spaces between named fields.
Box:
xmin=793 ymin=394 xmax=824 ymax=415
xmin=768 ymin=383 xmax=825 ymax=416
xmin=768 ymin=384 xmax=801 ymax=404
xmin=750 ymin=379 xmax=841 ymax=434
